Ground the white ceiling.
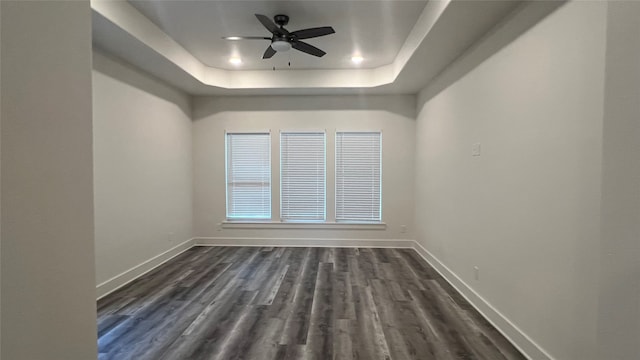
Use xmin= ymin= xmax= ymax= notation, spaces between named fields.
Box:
xmin=91 ymin=0 xmax=562 ymax=96
xmin=127 ymin=0 xmax=428 ymax=70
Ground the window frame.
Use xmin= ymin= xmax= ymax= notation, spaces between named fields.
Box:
xmin=224 ymin=131 xmax=272 ymax=221
xmin=279 ymin=130 xmax=327 ymax=222
xmin=335 ymin=131 xmax=383 ymax=223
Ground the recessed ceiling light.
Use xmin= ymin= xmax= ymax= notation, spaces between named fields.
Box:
xmin=229 ymin=57 xmax=242 ymax=65
xmin=351 ymin=56 xmax=364 ymax=64
xmin=224 ymin=36 xmax=242 ymax=40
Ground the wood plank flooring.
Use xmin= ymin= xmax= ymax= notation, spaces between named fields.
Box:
xmin=97 ymin=246 xmax=525 ymax=360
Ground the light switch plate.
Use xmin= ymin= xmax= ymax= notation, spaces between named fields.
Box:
xmin=472 ymin=143 xmax=481 ymax=156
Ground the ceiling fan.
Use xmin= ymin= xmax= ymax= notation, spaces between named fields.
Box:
xmin=223 ymin=14 xmax=335 ymax=59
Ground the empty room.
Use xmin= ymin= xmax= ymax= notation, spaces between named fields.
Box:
xmin=1 ymin=0 xmax=639 ymax=359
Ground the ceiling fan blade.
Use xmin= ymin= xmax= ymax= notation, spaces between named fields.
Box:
xmin=291 ymin=40 xmax=326 ymax=57
xmin=255 ymin=14 xmax=280 ymax=35
xmin=222 ymin=36 xmax=271 ymax=40
xmin=291 ymin=26 xmax=335 ymax=40
xmin=262 ymin=45 xmax=277 ymax=59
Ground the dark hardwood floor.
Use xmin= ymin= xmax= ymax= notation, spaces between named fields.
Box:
xmin=97 ymin=246 xmax=525 ymax=360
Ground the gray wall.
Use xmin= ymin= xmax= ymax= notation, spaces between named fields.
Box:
xmin=1 ymin=1 xmax=96 ymax=359
xmin=192 ymin=95 xmax=416 ymax=242
xmin=92 ymin=51 xmax=193 ymax=289
xmin=597 ymin=2 xmax=640 ymax=358
xmin=415 ymin=2 xmax=606 ymax=359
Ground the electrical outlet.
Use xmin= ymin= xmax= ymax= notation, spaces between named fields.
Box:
xmin=400 ymin=225 xmax=407 ymax=233
xmin=474 ymin=266 xmax=480 ymax=280
xmin=216 ymin=223 xmax=223 ymax=232
xmin=168 ymin=232 xmax=174 ymax=243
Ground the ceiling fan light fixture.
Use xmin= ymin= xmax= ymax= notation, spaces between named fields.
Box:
xmin=271 ymin=40 xmax=292 ymax=52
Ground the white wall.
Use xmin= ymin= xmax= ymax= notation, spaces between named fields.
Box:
xmin=1 ymin=1 xmax=96 ymax=359
xmin=93 ymin=51 xmax=193 ymax=291
xmin=415 ymin=2 xmax=606 ymax=359
xmin=192 ymin=95 xmax=415 ymax=242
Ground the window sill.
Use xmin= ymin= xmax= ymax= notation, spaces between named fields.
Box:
xmin=221 ymin=221 xmax=387 ymax=230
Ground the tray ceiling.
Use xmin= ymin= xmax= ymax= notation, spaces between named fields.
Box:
xmin=91 ymin=0 xmax=563 ymax=95
xmin=128 ymin=0 xmax=428 ymax=70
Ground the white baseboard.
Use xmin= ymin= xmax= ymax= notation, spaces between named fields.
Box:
xmin=193 ymin=237 xmax=414 ymax=248
xmin=411 ymin=240 xmax=553 ymax=360
xmin=96 ymin=238 xmax=195 ymax=299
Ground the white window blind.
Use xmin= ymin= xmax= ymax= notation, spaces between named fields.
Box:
xmin=280 ymin=132 xmax=326 ymax=221
xmin=226 ymin=132 xmax=271 ymax=220
xmin=336 ymin=132 xmax=382 ymax=222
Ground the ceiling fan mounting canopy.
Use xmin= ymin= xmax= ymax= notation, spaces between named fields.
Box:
xmin=273 ymin=14 xmax=289 ymax=27
xmin=222 ymin=13 xmax=336 ymax=59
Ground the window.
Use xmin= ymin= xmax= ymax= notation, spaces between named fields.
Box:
xmin=335 ymin=131 xmax=382 ymax=222
xmin=280 ymin=132 xmax=326 ymax=221
xmin=225 ymin=132 xmax=271 ymax=220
